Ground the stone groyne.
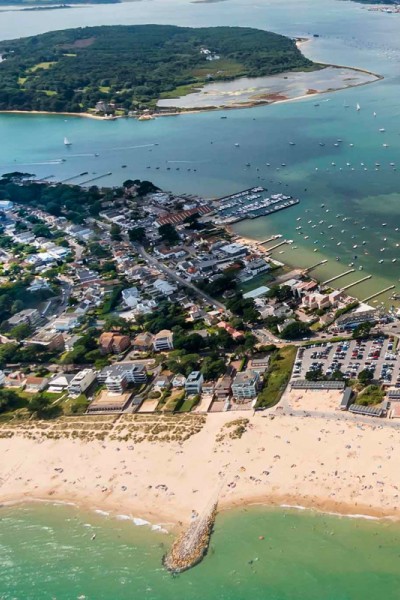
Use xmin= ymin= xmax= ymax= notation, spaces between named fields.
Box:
xmin=163 ymin=502 xmax=217 ymax=574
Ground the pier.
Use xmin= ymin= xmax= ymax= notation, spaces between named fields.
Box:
xmin=340 ymin=275 xmax=372 ymax=291
xmin=59 ymin=172 xmax=89 ymax=183
xmin=304 ymin=259 xmax=328 ymax=274
xmin=264 ymin=239 xmax=288 ymax=252
xmin=257 ymin=235 xmax=281 ymax=246
xmin=362 ymin=285 xmax=396 ymax=303
xmin=322 ymin=269 xmax=355 ymax=285
xmin=79 ymin=172 xmax=112 ymax=185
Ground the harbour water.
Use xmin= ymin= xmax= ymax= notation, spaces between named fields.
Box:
xmin=1 ymin=502 xmax=400 ymax=599
xmin=0 ymin=0 xmax=400 ymax=303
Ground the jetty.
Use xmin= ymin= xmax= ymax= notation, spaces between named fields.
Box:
xmin=164 ymin=501 xmax=217 ymax=574
xmin=304 ymin=259 xmax=328 ymax=274
xmin=322 ymin=269 xmax=355 ymax=285
xmin=340 ymin=275 xmax=372 ymax=291
xmin=264 ymin=239 xmax=288 ymax=252
xmin=79 ymin=172 xmax=112 ymax=185
xmin=362 ymin=285 xmax=396 ymax=303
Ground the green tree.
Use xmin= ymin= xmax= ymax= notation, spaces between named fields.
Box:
xmin=158 ymin=223 xmax=179 ymax=245
xmin=110 ymin=223 xmax=122 ymax=241
xmin=280 ymin=321 xmax=310 ymax=340
xmin=128 ymin=227 xmax=147 ymax=243
xmin=9 ymin=323 xmax=32 ymax=341
xmin=358 ymin=368 xmax=374 ymax=385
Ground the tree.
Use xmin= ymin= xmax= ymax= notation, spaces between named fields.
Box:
xmin=110 ymin=223 xmax=122 ymax=241
xmin=174 ymin=333 xmax=205 ymax=353
xmin=28 ymin=394 xmax=60 ymax=419
xmin=128 ymin=227 xmax=147 ymax=243
xmin=280 ymin=321 xmax=310 ymax=340
xmin=358 ymin=368 xmax=374 ymax=385
xmin=352 ymin=321 xmax=373 ymax=340
xmin=305 ymin=367 xmax=323 ymax=381
xmin=158 ymin=223 xmax=179 ymax=245
xmin=32 ymin=223 xmax=52 ymax=238
xmin=0 ymin=388 xmax=22 ymax=413
xmin=267 ymin=284 xmax=293 ymax=303
xmin=201 ymin=356 xmax=226 ymax=380
xmin=9 ymin=323 xmax=31 ymax=341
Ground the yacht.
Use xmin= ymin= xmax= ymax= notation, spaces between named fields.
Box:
xmin=356 ymin=103 xmax=361 ymax=111
xmin=64 ymin=137 xmax=71 ymax=146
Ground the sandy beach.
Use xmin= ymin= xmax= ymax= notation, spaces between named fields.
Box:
xmin=1 ymin=410 xmax=400 ymax=529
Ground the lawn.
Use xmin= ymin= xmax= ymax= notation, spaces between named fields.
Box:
xmin=256 ymin=345 xmax=297 ymax=408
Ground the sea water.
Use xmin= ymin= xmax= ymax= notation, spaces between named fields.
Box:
xmin=1 ymin=502 xmax=400 ymax=600
xmin=0 ymin=0 xmax=400 ymax=302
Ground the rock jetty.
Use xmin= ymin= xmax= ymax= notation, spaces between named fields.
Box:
xmin=163 ymin=502 xmax=217 ymax=573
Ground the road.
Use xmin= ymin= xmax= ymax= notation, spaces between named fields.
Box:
xmin=135 ymin=244 xmax=227 ymax=311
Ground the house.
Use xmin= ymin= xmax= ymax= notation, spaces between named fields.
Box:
xmin=122 ymin=287 xmax=140 ymax=308
xmin=219 ymin=243 xmax=248 ymax=258
xmin=247 ymin=357 xmax=270 ymax=374
xmin=4 ymin=371 xmax=26 ymax=388
xmin=52 ymin=315 xmax=80 ymax=332
xmin=202 ymin=381 xmax=215 ymax=396
xmin=153 ymin=279 xmax=177 ymax=296
xmin=215 ymin=375 xmax=233 ymax=399
xmin=335 ymin=305 xmax=376 ymax=329
xmin=99 ymin=332 xmax=131 ymax=355
xmin=98 ymin=363 xmax=147 ymax=385
xmin=87 ymin=389 xmax=132 ymax=414
xmin=216 ymin=321 xmax=244 ymax=340
xmin=105 ymin=373 xmax=128 ymax=393
xmin=25 ymin=376 xmax=48 ymax=393
xmin=64 ymin=334 xmax=83 ymax=352
xmin=231 ymin=370 xmax=260 ymax=400
xmin=26 ymin=330 xmax=65 ymax=351
xmin=185 ymin=371 xmax=204 ymax=395
xmin=153 ymin=374 xmax=172 ymax=390
xmin=68 ymin=369 xmax=97 ymax=395
xmin=28 ymin=277 xmax=51 ymax=292
xmin=48 ymin=373 xmax=74 ymax=393
xmin=153 ymin=330 xmax=174 ymax=352
xmin=172 ymin=374 xmax=186 ymax=388
xmin=301 ymin=293 xmax=331 ymax=311
xmin=133 ymin=332 xmax=154 ymax=352
xmin=8 ymin=308 xmax=41 ymax=328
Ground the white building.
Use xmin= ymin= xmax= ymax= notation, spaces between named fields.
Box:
xmin=0 ymin=200 xmax=14 ymax=211
xmin=185 ymin=371 xmax=204 ymax=395
xmin=68 ymin=369 xmax=97 ymax=395
xmin=153 ymin=279 xmax=176 ymax=296
xmin=153 ymin=330 xmax=174 ymax=351
xmin=231 ymin=370 xmax=260 ymax=400
xmin=122 ymin=287 xmax=140 ymax=308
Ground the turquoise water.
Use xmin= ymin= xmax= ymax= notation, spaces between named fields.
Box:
xmin=0 ymin=0 xmax=400 ymax=300
xmin=1 ymin=503 xmax=400 ymax=600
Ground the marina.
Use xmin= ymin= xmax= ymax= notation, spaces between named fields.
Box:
xmin=213 ymin=187 xmax=299 ymax=224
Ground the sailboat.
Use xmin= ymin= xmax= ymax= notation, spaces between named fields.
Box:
xmin=64 ymin=137 xmax=72 ymax=146
xmin=356 ymin=103 xmax=361 ymax=111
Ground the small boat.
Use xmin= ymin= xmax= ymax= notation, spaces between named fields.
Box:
xmin=356 ymin=103 xmax=361 ymax=111
xmin=379 ymin=128 xmax=385 ymax=132
xmin=64 ymin=137 xmax=71 ymax=146
xmin=235 ymin=143 xmax=240 ymax=147
xmin=289 ymin=141 xmax=296 ymax=146
xmin=379 ymin=259 xmax=384 ymax=264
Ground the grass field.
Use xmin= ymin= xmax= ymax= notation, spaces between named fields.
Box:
xmin=256 ymin=345 xmax=297 ymax=409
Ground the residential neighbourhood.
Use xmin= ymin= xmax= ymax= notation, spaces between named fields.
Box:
xmin=0 ymin=174 xmax=399 ymax=421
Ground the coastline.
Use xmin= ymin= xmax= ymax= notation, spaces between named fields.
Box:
xmin=1 ymin=410 xmax=400 ymax=528
xmin=0 ymin=64 xmax=383 ymax=121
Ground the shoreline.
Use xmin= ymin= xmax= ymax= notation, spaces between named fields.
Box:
xmin=0 ymin=64 xmax=383 ymax=121
xmin=1 ymin=411 xmax=400 ymax=529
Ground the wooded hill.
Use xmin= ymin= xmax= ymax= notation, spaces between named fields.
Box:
xmin=0 ymin=25 xmax=315 ymax=114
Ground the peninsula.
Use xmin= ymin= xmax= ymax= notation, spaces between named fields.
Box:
xmin=0 ymin=25 xmax=315 ymax=115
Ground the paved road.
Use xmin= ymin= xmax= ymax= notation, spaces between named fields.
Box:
xmin=135 ymin=244 xmax=227 ymax=311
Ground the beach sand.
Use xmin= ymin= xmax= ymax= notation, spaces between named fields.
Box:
xmin=1 ymin=411 xmax=400 ymax=528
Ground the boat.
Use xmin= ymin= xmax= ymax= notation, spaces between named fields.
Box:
xmin=289 ymin=142 xmax=296 ymax=146
xmin=356 ymin=103 xmax=361 ymax=111
xmin=379 ymin=128 xmax=385 ymax=132
xmin=64 ymin=137 xmax=71 ymax=146
xmin=235 ymin=143 xmax=240 ymax=147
